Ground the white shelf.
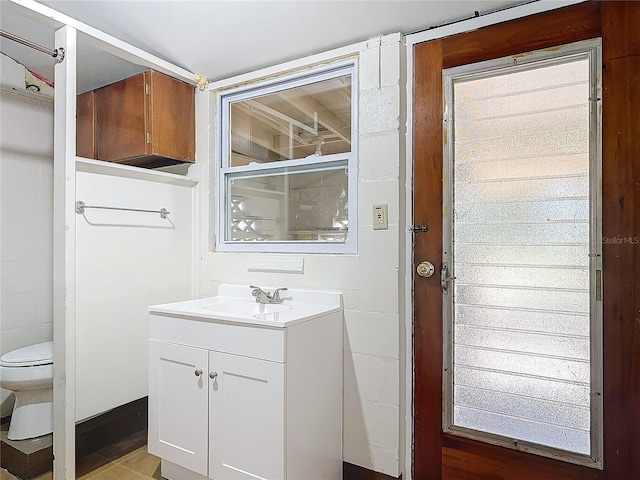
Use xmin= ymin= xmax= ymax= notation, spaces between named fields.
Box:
xmin=76 ymin=158 xmax=199 ymax=187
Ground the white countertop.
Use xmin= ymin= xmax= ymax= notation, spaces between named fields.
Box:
xmin=149 ymin=285 xmax=343 ymax=328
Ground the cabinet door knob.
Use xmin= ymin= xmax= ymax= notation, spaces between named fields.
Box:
xmin=209 ymin=372 xmax=218 ymax=380
xmin=195 ymin=369 xmax=203 ymax=377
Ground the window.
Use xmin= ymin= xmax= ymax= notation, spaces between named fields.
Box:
xmin=216 ymin=62 xmax=357 ymax=253
xmin=442 ymin=39 xmax=602 ymax=466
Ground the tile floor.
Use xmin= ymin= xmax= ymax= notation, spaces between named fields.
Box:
xmin=1 ymin=445 xmax=161 ymax=480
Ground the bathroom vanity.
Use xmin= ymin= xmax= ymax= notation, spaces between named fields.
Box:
xmin=147 ymin=285 xmax=343 ymax=480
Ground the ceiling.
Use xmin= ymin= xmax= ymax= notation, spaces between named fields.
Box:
xmin=1 ymin=0 xmax=529 ymax=92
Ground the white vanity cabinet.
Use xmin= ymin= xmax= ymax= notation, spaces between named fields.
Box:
xmin=148 ymin=341 xmax=209 ymax=474
xmin=148 ymin=285 xmax=343 ymax=480
xmin=148 ymin=339 xmax=285 ymax=478
xmin=208 ymin=349 xmax=285 ymax=479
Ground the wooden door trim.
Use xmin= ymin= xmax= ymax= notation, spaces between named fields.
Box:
xmin=413 ymin=1 xmax=640 ymax=478
xmin=440 ymin=1 xmax=601 ymax=69
xmin=599 ymin=2 xmax=640 ymax=477
xmin=413 ymin=37 xmax=445 ymax=480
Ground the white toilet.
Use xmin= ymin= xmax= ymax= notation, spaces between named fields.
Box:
xmin=0 ymin=341 xmax=53 ymax=440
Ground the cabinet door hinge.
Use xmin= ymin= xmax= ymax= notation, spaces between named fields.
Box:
xmin=146 ymin=132 xmax=151 ymax=144
xmin=145 ymin=83 xmax=150 ymax=95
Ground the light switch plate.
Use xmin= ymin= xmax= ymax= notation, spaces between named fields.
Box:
xmin=373 ymin=204 xmax=388 ymax=230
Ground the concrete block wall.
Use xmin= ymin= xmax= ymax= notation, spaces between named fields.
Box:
xmin=201 ymin=33 xmax=406 ymax=477
xmin=0 ymin=88 xmax=54 ymax=417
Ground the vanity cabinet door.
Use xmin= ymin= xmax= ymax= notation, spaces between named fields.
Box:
xmin=208 ymin=350 xmax=286 ymax=480
xmin=148 ymin=340 xmax=209 ymax=476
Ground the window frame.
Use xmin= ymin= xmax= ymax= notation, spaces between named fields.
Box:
xmin=215 ymin=60 xmax=358 ymax=254
xmin=441 ymin=38 xmax=603 ymax=468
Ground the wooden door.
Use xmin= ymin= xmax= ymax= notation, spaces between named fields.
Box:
xmin=94 ymin=70 xmax=195 ymax=165
xmin=208 ymin=350 xmax=285 ymax=480
xmin=147 ymin=340 xmax=209 ymax=476
xmin=76 ymin=90 xmax=96 ymax=159
xmin=412 ymin=2 xmax=640 ymax=479
xmin=95 ymin=71 xmax=148 ymax=161
xmin=147 ymin=70 xmax=195 ymax=163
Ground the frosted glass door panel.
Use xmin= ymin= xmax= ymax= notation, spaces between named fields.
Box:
xmin=450 ymin=56 xmax=592 ymax=455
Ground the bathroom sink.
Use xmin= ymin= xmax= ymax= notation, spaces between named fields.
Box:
xmin=202 ymin=300 xmax=292 ymax=317
xmin=149 ymin=285 xmax=342 ymax=327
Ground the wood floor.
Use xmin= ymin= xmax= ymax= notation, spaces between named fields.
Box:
xmin=1 ymin=444 xmax=160 ymax=480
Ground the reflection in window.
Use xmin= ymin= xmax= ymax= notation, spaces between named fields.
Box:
xmin=218 ymin=62 xmax=357 ymax=253
xmin=227 ymin=165 xmax=348 ymax=242
xmin=230 ymin=75 xmax=351 ymax=166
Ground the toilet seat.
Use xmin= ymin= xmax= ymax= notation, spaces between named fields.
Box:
xmin=0 ymin=341 xmax=53 ymax=367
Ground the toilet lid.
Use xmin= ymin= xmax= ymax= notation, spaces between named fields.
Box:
xmin=0 ymin=341 xmax=53 ymax=367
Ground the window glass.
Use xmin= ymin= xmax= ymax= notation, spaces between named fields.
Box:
xmin=217 ymin=63 xmax=356 ymax=253
xmin=227 ymin=163 xmax=348 ymax=242
xmin=230 ymin=75 xmax=351 ymax=166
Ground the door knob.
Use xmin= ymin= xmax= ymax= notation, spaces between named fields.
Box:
xmin=416 ymin=261 xmax=435 ymax=277
xmin=194 ymin=369 xmax=203 ymax=377
xmin=209 ymin=372 xmax=218 ymax=380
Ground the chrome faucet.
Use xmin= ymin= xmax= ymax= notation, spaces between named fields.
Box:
xmin=250 ymin=285 xmax=292 ymax=304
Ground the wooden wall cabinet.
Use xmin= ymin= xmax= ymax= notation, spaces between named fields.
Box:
xmin=76 ymin=70 xmax=195 ymax=168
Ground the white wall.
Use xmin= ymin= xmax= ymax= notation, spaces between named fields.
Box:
xmin=74 ymin=164 xmax=196 ymax=421
xmin=0 ymin=80 xmax=197 ymax=423
xmin=201 ymin=34 xmax=406 ymax=477
xmin=0 ymin=87 xmax=54 ymax=417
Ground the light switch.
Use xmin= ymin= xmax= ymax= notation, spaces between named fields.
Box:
xmin=373 ymin=204 xmax=388 ymax=230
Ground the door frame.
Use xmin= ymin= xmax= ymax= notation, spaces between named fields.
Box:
xmin=405 ymin=1 xmax=640 ymax=479
xmin=404 ymin=2 xmax=589 ymax=476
